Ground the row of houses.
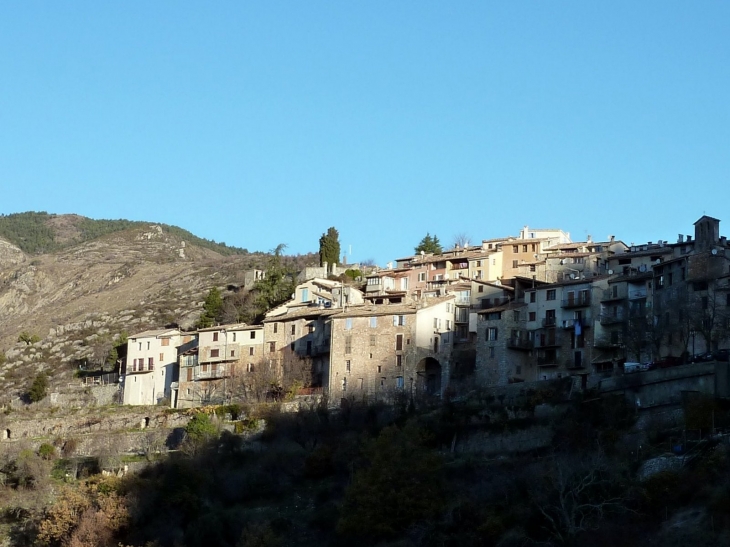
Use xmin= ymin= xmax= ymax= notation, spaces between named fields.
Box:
xmin=120 ymin=216 xmax=730 ymax=407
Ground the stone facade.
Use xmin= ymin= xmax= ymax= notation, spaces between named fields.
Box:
xmin=328 ymin=297 xmax=455 ymax=404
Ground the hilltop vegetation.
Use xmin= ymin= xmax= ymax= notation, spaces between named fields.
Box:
xmin=0 ymin=212 xmax=249 ymax=256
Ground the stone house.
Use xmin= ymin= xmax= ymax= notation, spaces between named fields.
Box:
xmin=175 ymin=324 xmax=263 ymax=408
xmin=122 ymin=328 xmax=183 ymax=406
xmin=327 ymin=296 xmax=455 ymax=405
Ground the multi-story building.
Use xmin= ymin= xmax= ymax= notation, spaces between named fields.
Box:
xmin=327 ymin=296 xmax=455 ymax=404
xmin=176 ymin=324 xmax=263 ymax=408
xmin=122 ymin=328 xmax=183 ymax=406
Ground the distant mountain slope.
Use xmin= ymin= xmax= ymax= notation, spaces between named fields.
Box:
xmin=0 ymin=216 xmax=319 ymax=401
xmin=0 ymin=212 xmax=249 ymax=256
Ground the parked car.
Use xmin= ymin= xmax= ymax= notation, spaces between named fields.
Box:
xmin=713 ymin=349 xmax=730 ymax=362
xmin=691 ymin=353 xmax=715 ymax=363
xmin=624 ymin=362 xmax=650 ymax=373
xmin=649 ymin=356 xmax=683 ymax=369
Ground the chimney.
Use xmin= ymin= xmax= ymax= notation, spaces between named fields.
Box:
xmin=587 ymin=234 xmax=592 ymax=243
xmin=678 ymin=234 xmax=684 ymax=243
xmin=687 ymin=235 xmax=692 ymax=242
xmin=609 ymin=235 xmax=615 ymax=243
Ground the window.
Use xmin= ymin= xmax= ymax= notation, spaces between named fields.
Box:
xmin=210 ymin=349 xmax=219 ymax=358
xmin=273 ymin=323 xmax=278 ymax=334
xmin=213 ymin=332 xmax=218 ymax=342
xmin=250 ymin=331 xmax=256 ymax=339
xmin=345 ymin=318 xmax=353 ymax=330
xmin=530 ymin=265 xmax=536 ymax=272
xmin=148 ymin=357 xmax=154 ymax=368
xmin=291 ymin=324 xmax=296 ymax=335
xmin=380 ymin=377 xmax=386 ymax=387
xmin=342 ymin=378 xmax=347 ymax=391
xmin=345 ymin=360 xmax=351 ymax=372
xmin=487 ymin=327 xmax=498 ymax=341
xmin=530 ymin=292 xmax=536 ymax=303
xmin=396 ymin=376 xmax=404 ymax=389
xmin=370 ymin=317 xmax=377 ymax=328
xmin=377 ymin=365 xmax=382 ymax=373
xmin=478 ymin=285 xmax=484 ymax=293
xmin=308 ymin=323 xmax=315 ymax=334
xmin=247 ymin=363 xmax=255 ymax=373
xmin=147 ymin=341 xmax=150 ymax=350
xmin=489 ymin=346 xmax=495 ymax=358
xmin=138 ymin=342 xmax=142 ymax=351
xmin=230 ymin=350 xmax=235 ymax=357
xmin=476 ymin=260 xmax=481 ymax=267
xmin=523 ymin=244 xmax=528 ymax=253
xmin=446 ymin=319 xmax=452 ymax=330
xmin=161 ymin=338 xmax=170 ymax=347
xmin=159 ymin=353 xmax=164 ymax=362
xmin=396 ymin=355 xmax=402 ymax=367
xmin=249 ymin=347 xmax=254 ymax=356
xmin=529 ymin=311 xmax=536 ymax=321
xmin=512 ymin=260 xmax=519 ymax=268
xmin=301 ymin=288 xmax=309 ymax=302
xmin=345 ymin=335 xmax=352 ymax=354
xmin=370 ymin=335 xmax=377 ymax=346
xmin=269 ymin=342 xmax=276 ymax=353
xmin=546 ymin=289 xmax=556 ymax=301
xmin=418 ymin=272 xmax=426 ymax=282
xmin=513 ymin=245 xmax=518 ymax=253
xmin=396 ymin=334 xmax=404 ymax=350
xmin=393 ymin=315 xmax=406 ymax=326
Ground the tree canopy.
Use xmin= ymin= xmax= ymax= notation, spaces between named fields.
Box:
xmin=197 ymin=287 xmax=224 ymax=328
xmin=319 ymin=226 xmax=341 ymax=266
xmin=414 ymin=233 xmax=443 ymax=255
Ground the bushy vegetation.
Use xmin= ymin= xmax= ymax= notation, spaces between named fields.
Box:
xmin=4 ymin=394 xmax=730 ymax=546
xmin=27 ymin=372 xmax=49 ymax=403
xmin=0 ymin=212 xmax=249 ymax=256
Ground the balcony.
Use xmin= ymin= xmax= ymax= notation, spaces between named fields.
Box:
xmin=127 ymin=359 xmax=154 ymax=374
xmin=194 ymin=366 xmax=229 ymax=380
xmin=560 ymin=316 xmax=591 ymax=329
xmin=535 ymin=337 xmax=560 ymax=348
xmin=507 ymin=337 xmax=534 ymax=351
xmin=561 ymin=294 xmax=591 ymax=308
xmin=537 ymin=357 xmax=559 ymax=367
xmin=542 ymin=317 xmax=557 ymax=327
xmin=599 ymin=312 xmax=625 ymax=325
xmin=479 ymin=297 xmax=511 ymax=310
xmin=601 ymin=288 xmax=627 ymax=302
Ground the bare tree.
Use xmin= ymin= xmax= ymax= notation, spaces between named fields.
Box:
xmin=452 ymin=232 xmax=471 ymax=249
xmin=532 ymin=452 xmax=632 ymax=545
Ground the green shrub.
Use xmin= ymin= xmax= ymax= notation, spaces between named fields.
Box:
xmin=28 ymin=372 xmax=49 ymax=402
xmin=38 ymin=443 xmax=56 ymax=460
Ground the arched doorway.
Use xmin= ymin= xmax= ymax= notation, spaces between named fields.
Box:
xmin=417 ymin=357 xmax=442 ymax=396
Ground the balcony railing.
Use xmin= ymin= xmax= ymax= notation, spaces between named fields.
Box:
xmin=537 ymin=357 xmax=559 ymax=367
xmin=507 ymin=337 xmax=534 ymax=350
xmin=599 ymin=312 xmax=625 ymax=325
xmin=601 ymin=288 xmax=627 ymax=302
xmin=542 ymin=317 xmax=557 ymax=327
xmin=194 ymin=366 xmax=229 ymax=380
xmin=535 ymin=337 xmax=560 ymax=348
xmin=561 ymin=294 xmax=591 ymax=308
xmin=560 ymin=316 xmax=591 ymax=329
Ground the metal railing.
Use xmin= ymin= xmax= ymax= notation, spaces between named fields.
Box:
xmin=561 ymin=294 xmax=591 ymax=308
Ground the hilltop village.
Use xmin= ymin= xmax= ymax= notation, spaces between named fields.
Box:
xmin=122 ymin=215 xmax=730 ymax=409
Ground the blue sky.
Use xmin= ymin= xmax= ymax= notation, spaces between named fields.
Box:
xmin=1 ymin=2 xmax=728 ymax=264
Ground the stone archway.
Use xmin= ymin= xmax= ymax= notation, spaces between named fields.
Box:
xmin=417 ymin=357 xmax=442 ymax=396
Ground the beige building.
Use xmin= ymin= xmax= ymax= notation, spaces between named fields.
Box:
xmin=327 ymin=296 xmax=455 ymax=405
xmin=175 ymin=324 xmax=263 ymax=408
xmin=123 ymin=328 xmax=183 ymax=406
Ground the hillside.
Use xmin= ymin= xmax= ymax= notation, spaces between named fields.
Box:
xmin=0 ymin=214 xmax=315 ymax=401
xmin=0 ymin=212 xmax=249 ymax=256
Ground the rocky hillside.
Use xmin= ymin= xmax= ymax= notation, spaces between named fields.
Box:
xmin=0 ymin=214 xmax=310 ymax=401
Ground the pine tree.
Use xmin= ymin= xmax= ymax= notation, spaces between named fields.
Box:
xmin=319 ymin=227 xmax=341 ymax=267
xmin=197 ymin=287 xmax=224 ymax=328
xmin=414 ymin=233 xmax=443 ymax=255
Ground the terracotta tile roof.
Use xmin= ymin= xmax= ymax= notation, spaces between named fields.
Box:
xmin=331 ymin=295 xmax=455 ymax=318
